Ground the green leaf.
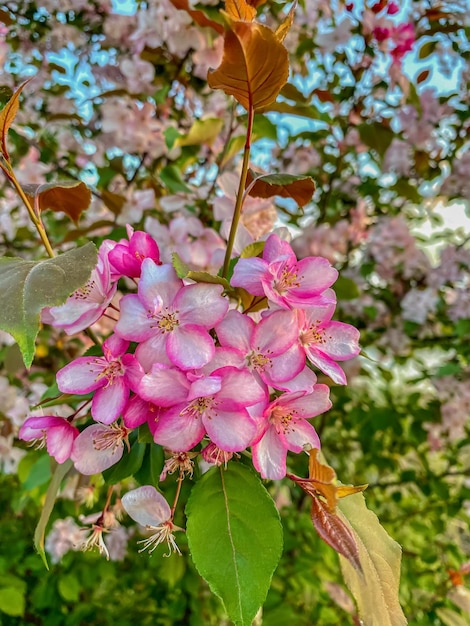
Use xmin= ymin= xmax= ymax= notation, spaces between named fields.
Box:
xmin=240 ymin=241 xmax=265 ymax=258
xmin=102 ymin=441 xmax=146 ymax=485
xmin=0 ymin=242 xmax=97 ymax=368
xmin=159 ymin=165 xmax=191 ymax=193
xmin=358 ymin=123 xmax=395 ymax=159
xmin=334 ymin=276 xmax=360 ymax=300
xmin=187 ymin=271 xmax=231 ymax=290
xmin=186 ymin=463 xmax=283 ymax=626
xmin=22 ymin=454 xmax=51 ymax=490
xmin=58 ymin=573 xmax=81 ymax=602
xmin=0 ymin=587 xmax=25 ymax=617
xmin=337 ymin=492 xmax=407 ymax=626
xmin=171 ymin=252 xmax=191 ymax=278
xmin=175 ymin=118 xmax=224 ymax=147
xmin=34 ymin=459 xmax=73 ymax=569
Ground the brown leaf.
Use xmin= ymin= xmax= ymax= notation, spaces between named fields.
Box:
xmin=274 ymin=1 xmax=296 ymax=43
xmin=416 ymin=69 xmax=430 ymax=84
xmin=100 ymin=189 xmax=127 ymax=216
xmin=169 ymin=0 xmax=224 ymax=33
xmin=207 ymin=16 xmax=289 ymax=111
xmin=311 ymin=497 xmax=362 ymax=572
xmin=247 ymin=0 xmax=267 ymax=7
xmin=23 ymin=180 xmax=92 ymax=225
xmin=225 ymin=0 xmax=257 ymax=21
xmin=0 ymin=78 xmax=32 ymax=161
xmin=246 ymin=170 xmax=316 ymax=208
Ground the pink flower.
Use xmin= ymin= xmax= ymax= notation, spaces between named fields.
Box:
xmin=19 ymin=416 xmax=79 ymax=464
xmin=296 ymin=298 xmax=361 ymax=385
xmin=71 ymin=422 xmax=128 ymax=475
xmin=215 ymin=309 xmax=303 ymax=386
xmin=139 ymin=365 xmax=266 ymax=452
xmin=390 ymin=23 xmax=414 ymax=64
xmin=44 ymin=243 xmax=117 ymax=335
xmin=107 ymin=225 xmax=160 ymax=279
xmin=115 ymin=259 xmax=228 ymax=371
xmin=56 ymin=334 xmax=143 ymax=424
xmin=231 ymin=233 xmax=338 ymax=310
xmin=387 ymin=2 xmax=399 ymax=15
xmin=252 ymin=388 xmax=332 ymax=480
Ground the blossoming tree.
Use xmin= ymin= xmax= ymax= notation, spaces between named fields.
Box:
xmin=0 ymin=0 xmax=470 ymax=624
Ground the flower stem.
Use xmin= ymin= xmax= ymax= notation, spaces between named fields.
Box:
xmin=1 ymin=159 xmax=55 ymax=258
xmin=171 ymin=473 xmax=185 ymax=518
xmin=222 ymin=105 xmax=254 ymax=278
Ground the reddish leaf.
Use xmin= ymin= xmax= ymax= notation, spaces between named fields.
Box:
xmin=417 ymin=70 xmax=430 ymax=84
xmin=23 ymin=181 xmax=92 ymax=225
xmin=311 ymin=497 xmax=362 ymax=572
xmin=207 ymin=16 xmax=289 ymax=111
xmin=247 ymin=0 xmax=267 ymax=7
xmin=169 ymin=0 xmax=224 ymax=34
xmin=225 ymin=0 xmax=257 ymax=21
xmin=246 ymin=170 xmax=316 ymax=207
xmin=0 ymin=78 xmax=32 ymax=161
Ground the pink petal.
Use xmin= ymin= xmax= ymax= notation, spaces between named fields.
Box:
xmin=175 ymin=283 xmax=228 ymax=327
xmin=71 ymin=424 xmax=124 ymax=475
xmin=203 ymin=408 xmax=258 ymax=451
xmin=151 ymin=404 xmax=206 ymax=451
xmin=305 ymin=349 xmax=348 ymax=385
xmin=19 ymin=415 xmax=66 ymax=440
xmin=277 ymin=385 xmax=332 ymax=419
xmin=230 ymin=257 xmax=269 ymax=296
xmin=318 ymin=321 xmax=361 ymax=360
xmin=138 ymin=259 xmax=181 ymax=309
xmin=115 ymin=294 xmax=157 ymax=342
xmin=136 ymin=333 xmax=171 ymax=372
xmin=254 ymin=309 xmax=298 ymax=357
xmin=123 ymin=395 xmax=153 ymax=428
xmin=262 ymin=234 xmax=296 ymax=264
xmin=56 ymin=357 xmax=106 ymax=394
xmin=121 ymin=485 xmax=171 ymax=527
xmin=103 ymin=334 xmax=129 ymax=359
xmin=92 ymin=378 xmax=129 ymax=424
xmin=263 ymin=342 xmax=305 ymax=384
xmin=283 ymin=418 xmax=320 ymax=453
xmin=293 ymin=257 xmax=338 ymax=295
xmin=46 ymin=424 xmax=78 ymax=464
xmin=187 ymin=375 xmax=222 ymax=401
xmin=139 ymin=365 xmax=189 ymax=407
xmin=272 ymin=365 xmax=317 ymax=393
xmin=167 ymin=325 xmax=215 ymax=370
xmin=252 ymin=426 xmax=288 ymax=480
xmin=215 ymin=309 xmax=254 ymax=352
xmin=215 ymin=366 xmax=267 ymax=408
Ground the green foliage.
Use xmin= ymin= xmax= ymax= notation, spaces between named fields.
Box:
xmin=0 ymin=243 xmax=97 ymax=367
xmin=186 ymin=463 xmax=283 ymax=626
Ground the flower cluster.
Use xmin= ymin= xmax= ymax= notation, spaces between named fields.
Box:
xmin=21 ymin=230 xmax=360 ymax=482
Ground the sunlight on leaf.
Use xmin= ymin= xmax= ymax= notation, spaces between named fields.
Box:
xmin=274 ymin=1 xmax=297 ymax=43
xmin=208 ymin=15 xmax=289 ymax=111
xmin=225 ymin=0 xmax=257 ymax=21
xmin=0 ymin=78 xmax=32 ymax=161
xmin=175 ymin=118 xmax=224 ymax=147
xmin=338 ymin=492 xmax=408 ymax=626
